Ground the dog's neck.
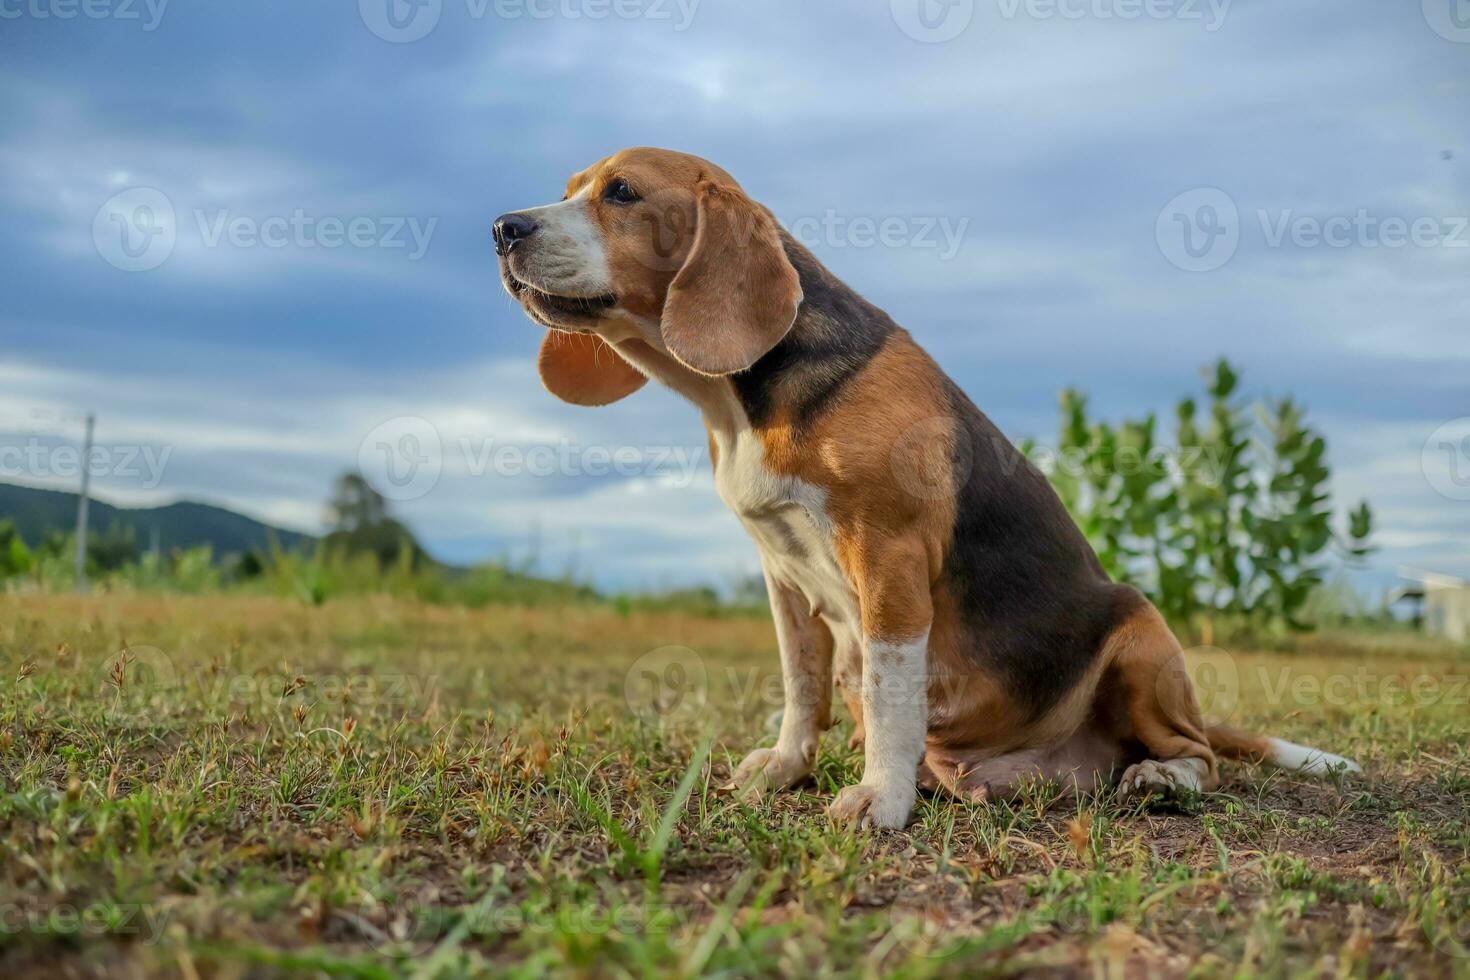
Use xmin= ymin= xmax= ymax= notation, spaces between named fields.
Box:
xmin=608 ymin=233 xmax=898 ymax=441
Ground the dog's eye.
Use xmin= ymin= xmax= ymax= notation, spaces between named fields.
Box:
xmin=603 ymin=178 xmax=640 ymax=205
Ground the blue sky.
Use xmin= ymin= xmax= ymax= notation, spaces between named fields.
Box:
xmin=0 ymin=0 xmax=1466 ymax=593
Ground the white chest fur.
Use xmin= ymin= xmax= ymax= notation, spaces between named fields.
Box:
xmin=712 ymin=429 xmax=861 ymax=633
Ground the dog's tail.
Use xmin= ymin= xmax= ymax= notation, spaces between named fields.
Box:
xmin=1205 ymin=724 xmax=1361 ymax=775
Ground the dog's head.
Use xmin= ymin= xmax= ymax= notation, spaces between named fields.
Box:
xmin=495 ymin=147 xmax=802 ymax=405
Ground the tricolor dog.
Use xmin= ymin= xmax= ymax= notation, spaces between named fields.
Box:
xmin=495 ymin=147 xmax=1359 ymax=830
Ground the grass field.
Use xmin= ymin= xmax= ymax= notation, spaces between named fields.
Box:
xmin=0 ymin=594 xmax=1466 ymax=978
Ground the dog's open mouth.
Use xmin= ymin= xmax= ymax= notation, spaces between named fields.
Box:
xmin=505 ymin=272 xmax=616 ymax=318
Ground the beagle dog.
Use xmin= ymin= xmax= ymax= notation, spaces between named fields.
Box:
xmin=495 ymin=147 xmax=1359 ymax=829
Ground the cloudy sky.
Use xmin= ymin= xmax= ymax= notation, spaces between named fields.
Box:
xmin=0 ymin=0 xmax=1466 ymax=593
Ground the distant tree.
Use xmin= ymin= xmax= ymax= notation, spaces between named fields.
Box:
xmin=326 ymin=473 xmax=389 ymax=533
xmin=89 ymin=521 xmax=140 ymax=573
xmin=322 ymin=472 xmax=428 ymax=568
xmin=231 ymin=549 xmax=265 ymax=581
xmin=38 ymin=529 xmax=71 ymax=560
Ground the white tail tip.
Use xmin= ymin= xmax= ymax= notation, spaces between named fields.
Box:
xmin=1267 ymin=738 xmax=1362 ymax=775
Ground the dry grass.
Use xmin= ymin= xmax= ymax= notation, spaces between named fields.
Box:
xmin=0 ymin=593 xmax=1466 ymax=978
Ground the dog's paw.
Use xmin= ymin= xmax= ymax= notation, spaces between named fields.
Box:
xmin=827 ymin=780 xmax=915 ymax=830
xmin=1119 ymin=758 xmax=1204 ymax=800
xmin=726 ymin=746 xmax=813 ymax=799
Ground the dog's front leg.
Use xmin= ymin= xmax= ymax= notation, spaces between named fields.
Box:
xmin=827 ymin=540 xmax=931 ymax=831
xmin=729 ymin=569 xmax=833 ymax=797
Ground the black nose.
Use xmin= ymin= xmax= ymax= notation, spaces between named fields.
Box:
xmin=493 ymin=212 xmax=537 ymax=256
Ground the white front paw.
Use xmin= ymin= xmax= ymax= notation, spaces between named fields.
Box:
xmin=827 ymin=778 xmax=915 ymax=830
xmin=727 ymin=746 xmax=813 ymax=798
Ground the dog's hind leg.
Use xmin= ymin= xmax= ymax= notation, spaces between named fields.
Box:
xmin=1101 ymin=599 xmax=1219 ymax=798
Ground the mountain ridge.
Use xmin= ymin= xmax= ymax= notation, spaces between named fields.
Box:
xmin=0 ymin=481 xmax=316 ymax=556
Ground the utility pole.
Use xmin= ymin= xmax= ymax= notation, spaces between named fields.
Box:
xmin=74 ymin=412 xmax=95 ymax=592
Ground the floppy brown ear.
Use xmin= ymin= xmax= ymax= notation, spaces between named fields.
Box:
xmin=661 ymin=180 xmax=802 ymax=376
xmin=538 ymin=332 xmax=647 ymax=406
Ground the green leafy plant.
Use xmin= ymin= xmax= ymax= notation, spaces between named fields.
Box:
xmin=1033 ymin=359 xmax=1373 ymax=641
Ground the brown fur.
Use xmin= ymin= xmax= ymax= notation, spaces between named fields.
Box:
xmin=760 ymin=335 xmax=959 ymax=640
